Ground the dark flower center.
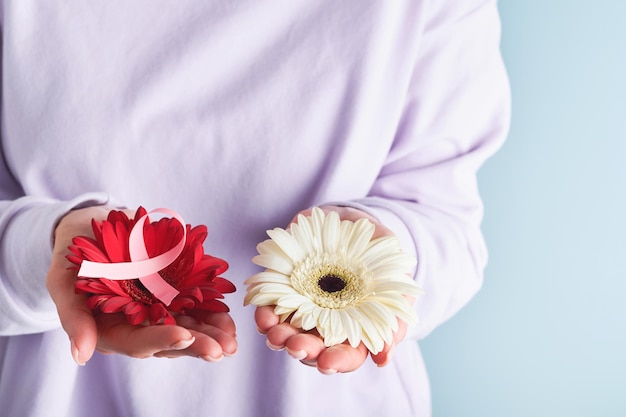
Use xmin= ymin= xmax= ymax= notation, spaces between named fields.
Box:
xmin=120 ymin=268 xmax=183 ymax=303
xmin=317 ymin=275 xmax=346 ymax=293
xmin=120 ymin=279 xmax=155 ymax=303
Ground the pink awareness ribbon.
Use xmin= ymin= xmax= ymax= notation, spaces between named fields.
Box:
xmin=77 ymin=208 xmax=186 ymax=305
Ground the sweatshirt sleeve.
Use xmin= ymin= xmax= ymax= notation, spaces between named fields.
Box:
xmin=0 ymin=156 xmax=114 ymax=335
xmin=340 ymin=1 xmax=511 ymax=339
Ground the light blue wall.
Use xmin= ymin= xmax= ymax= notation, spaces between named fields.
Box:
xmin=420 ymin=1 xmax=626 ymax=416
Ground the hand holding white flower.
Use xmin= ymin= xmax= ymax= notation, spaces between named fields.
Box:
xmin=244 ymin=207 xmax=423 ymax=354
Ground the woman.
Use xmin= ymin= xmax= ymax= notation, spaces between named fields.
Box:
xmin=0 ymin=1 xmax=510 ymax=415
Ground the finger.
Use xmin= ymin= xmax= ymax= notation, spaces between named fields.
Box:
xmin=316 ymin=342 xmax=369 ymax=375
xmin=265 ymin=322 xmax=301 ymax=351
xmin=199 ymin=312 xmax=237 ymax=337
xmin=284 ymin=332 xmax=325 ymax=365
xmin=95 ymin=314 xmax=195 ymax=358
xmin=174 ymin=315 xmax=238 ymax=359
xmin=369 ymin=342 xmax=394 ymax=368
xmin=254 ymin=306 xmax=280 ymax=334
xmin=153 ymin=329 xmax=225 ymax=362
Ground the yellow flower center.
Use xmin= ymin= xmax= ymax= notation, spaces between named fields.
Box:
xmin=290 ymin=253 xmax=370 ymax=309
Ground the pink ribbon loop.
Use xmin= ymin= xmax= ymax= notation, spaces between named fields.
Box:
xmin=78 ymin=208 xmax=186 ymax=306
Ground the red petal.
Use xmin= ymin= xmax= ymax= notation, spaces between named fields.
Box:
xmin=133 ymin=206 xmax=148 ymax=223
xmin=70 ymin=237 xmax=110 ymax=263
xmin=162 ymin=314 xmax=177 ymax=325
xmin=124 ymin=301 xmax=147 ymax=315
xmin=102 ymin=221 xmax=126 ymax=263
xmin=100 ymin=296 xmax=132 ymax=313
xmin=115 ymin=220 xmax=131 ymax=261
xmin=186 ymin=287 xmax=203 ymax=301
xmin=107 ymin=209 xmax=131 ymax=225
xmin=91 ymin=219 xmax=103 ymax=245
xmin=192 ymin=256 xmax=228 ymax=276
xmin=199 ymin=288 xmax=225 ymax=301
xmin=77 ymin=279 xmax=113 ymax=294
xmin=148 ymin=303 xmax=171 ymax=325
xmin=213 ymin=277 xmax=236 ymax=293
xmin=169 ymin=297 xmax=196 ymax=312
xmin=127 ymin=307 xmax=148 ymax=325
xmin=99 ymin=279 xmax=129 ymax=296
xmin=74 ymin=280 xmax=93 ymax=294
xmin=198 ymin=299 xmax=230 ymax=313
xmin=187 ymin=225 xmax=207 ymax=246
xmin=86 ymin=294 xmax=111 ymax=309
xmin=66 ymin=254 xmax=85 ymax=266
xmin=71 ymin=235 xmax=101 ymax=250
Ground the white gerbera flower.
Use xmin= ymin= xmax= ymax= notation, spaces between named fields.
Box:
xmin=244 ymin=207 xmax=423 ymax=354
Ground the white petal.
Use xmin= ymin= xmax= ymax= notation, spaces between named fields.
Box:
xmin=310 ymin=207 xmax=326 ymax=234
xmin=369 ymin=263 xmax=416 ymax=281
xmin=339 ymin=309 xmax=362 ymax=348
xmin=247 ymin=292 xmax=280 ymax=306
xmin=370 ymin=280 xmax=423 ymax=297
xmin=361 ymin=301 xmax=398 ymax=333
xmin=299 ymin=208 xmax=324 ymax=248
xmin=300 ymin=306 xmax=321 ymax=331
xmin=244 ymin=271 xmax=291 ymax=286
xmin=274 ymin=305 xmax=297 ymax=316
xmin=362 ymin=239 xmax=412 ymax=269
xmin=277 ymin=293 xmax=311 ymax=309
xmin=365 ymin=235 xmax=401 ymax=254
xmin=290 ymin=306 xmax=309 ymax=328
xmin=322 ymin=211 xmax=341 ymax=253
xmin=252 ymin=240 xmax=295 ymax=274
xmin=252 ymin=255 xmax=293 ymax=275
xmin=289 ymin=221 xmax=317 ymax=255
xmin=374 ymin=294 xmax=419 ymax=324
xmin=323 ymin=309 xmax=346 ymax=346
xmin=341 ymin=218 xmax=375 ymax=258
xmin=266 ymin=228 xmax=307 ymax=264
xmin=317 ymin=308 xmax=331 ymax=340
xmin=346 ymin=307 xmax=384 ymax=353
xmin=356 ymin=303 xmax=393 ymax=348
xmin=258 ymin=283 xmax=296 ymax=295
xmin=255 ymin=239 xmax=287 ymax=258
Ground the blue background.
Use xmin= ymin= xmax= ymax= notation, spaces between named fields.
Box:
xmin=420 ymin=1 xmax=626 ymax=416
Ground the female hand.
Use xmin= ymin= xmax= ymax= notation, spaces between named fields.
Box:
xmin=253 ymin=205 xmax=411 ymax=374
xmin=46 ymin=206 xmax=238 ymax=365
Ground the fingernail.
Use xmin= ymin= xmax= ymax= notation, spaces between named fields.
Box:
xmin=224 ymin=348 xmax=238 ymax=357
xmin=171 ymin=336 xmax=195 ymax=350
xmin=201 ymin=354 xmax=223 ymax=363
xmin=154 ymin=353 xmax=175 ymax=359
xmin=266 ymin=340 xmax=285 ymax=351
xmin=286 ymin=348 xmax=307 ymax=360
xmin=70 ymin=338 xmax=86 ymax=366
xmin=319 ymin=368 xmax=337 ymax=375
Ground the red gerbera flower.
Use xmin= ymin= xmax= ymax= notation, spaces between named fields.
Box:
xmin=67 ymin=207 xmax=235 ymax=325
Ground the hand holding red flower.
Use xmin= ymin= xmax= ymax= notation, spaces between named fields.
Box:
xmin=46 ymin=206 xmax=237 ymax=365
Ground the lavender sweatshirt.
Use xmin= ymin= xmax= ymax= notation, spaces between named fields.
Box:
xmin=0 ymin=1 xmax=510 ymax=416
